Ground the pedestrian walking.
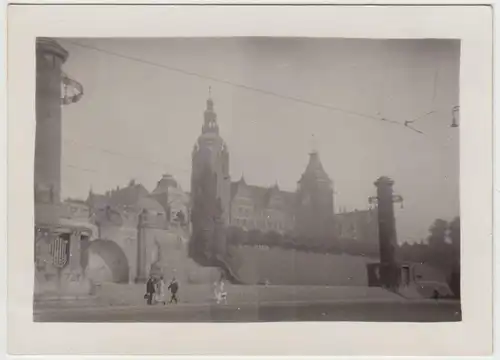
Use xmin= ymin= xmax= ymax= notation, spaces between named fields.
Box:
xmin=145 ymin=275 xmax=156 ymax=305
xmin=214 ymin=279 xmax=227 ymax=304
xmin=168 ymin=277 xmax=179 ymax=304
xmin=219 ymin=279 xmax=227 ymax=304
xmin=156 ymin=276 xmax=166 ymax=305
xmin=213 ymin=281 xmax=219 ymax=302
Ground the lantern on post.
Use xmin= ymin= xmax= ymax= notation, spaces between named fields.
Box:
xmin=451 ymin=105 xmax=460 ymax=128
xmin=61 ymin=72 xmax=84 ymax=106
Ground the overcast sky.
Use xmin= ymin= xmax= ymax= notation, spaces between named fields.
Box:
xmin=58 ymin=38 xmax=460 ymax=244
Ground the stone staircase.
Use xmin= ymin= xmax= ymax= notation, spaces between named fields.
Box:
xmin=153 ymin=232 xmax=222 ymax=285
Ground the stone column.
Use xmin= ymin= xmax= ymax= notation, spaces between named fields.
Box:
xmin=374 ymin=177 xmax=398 ymax=265
xmin=373 ymin=176 xmax=402 ymax=289
xmin=69 ymin=230 xmax=82 ymax=276
xmin=33 ymin=39 xmax=93 ymax=299
xmin=135 ymin=210 xmax=148 ymax=282
xmin=35 ymin=38 xmax=67 ymax=209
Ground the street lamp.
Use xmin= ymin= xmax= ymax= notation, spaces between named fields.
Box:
xmin=451 ymin=106 xmax=460 ymax=128
xmin=61 ymin=72 xmax=84 ymax=105
xmin=368 ymin=194 xmax=404 ymax=209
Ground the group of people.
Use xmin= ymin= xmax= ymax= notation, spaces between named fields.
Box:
xmin=145 ymin=274 xmax=229 ymax=306
xmin=145 ymin=275 xmax=179 ymax=305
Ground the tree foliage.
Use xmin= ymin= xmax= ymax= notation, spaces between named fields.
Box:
xmin=396 ymin=216 xmax=461 ymax=298
xmin=428 ymin=219 xmax=449 ymax=249
xmin=225 ymin=226 xmax=379 ymax=258
xmin=225 ymin=216 xmax=461 ymax=298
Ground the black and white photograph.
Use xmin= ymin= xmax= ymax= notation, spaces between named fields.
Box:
xmin=32 ymin=36 xmax=463 ymax=323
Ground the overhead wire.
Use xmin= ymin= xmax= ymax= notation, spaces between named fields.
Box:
xmin=401 ymin=65 xmax=441 ymax=135
xmin=66 ymin=40 xmax=409 ymax=127
xmin=60 ymin=40 xmax=444 ymax=195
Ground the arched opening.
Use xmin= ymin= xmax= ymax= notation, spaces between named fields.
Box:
xmin=86 ymin=239 xmax=130 ymax=284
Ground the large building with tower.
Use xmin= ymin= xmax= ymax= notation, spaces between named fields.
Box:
xmin=190 ymin=91 xmax=377 ymax=244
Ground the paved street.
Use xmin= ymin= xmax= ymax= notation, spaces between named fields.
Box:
xmin=34 ymin=299 xmax=461 ymax=322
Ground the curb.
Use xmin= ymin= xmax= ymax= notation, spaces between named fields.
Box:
xmin=33 ymin=297 xmax=461 ymax=315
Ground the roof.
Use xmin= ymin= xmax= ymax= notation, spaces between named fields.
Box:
xmin=152 ymin=174 xmax=182 ymax=195
xmin=231 ymin=180 xmax=295 ymax=210
xmin=108 ymin=184 xmax=150 ymax=207
xmin=87 ymin=193 xmax=109 ymax=209
xmin=65 ymin=198 xmax=87 ymax=205
xmin=137 ymin=197 xmax=166 ymax=214
xmin=299 ymin=151 xmax=331 ymax=184
xmin=36 ymin=38 xmax=69 ymax=62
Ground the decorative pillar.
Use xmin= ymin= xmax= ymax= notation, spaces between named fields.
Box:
xmin=451 ymin=106 xmax=460 ymax=128
xmin=69 ymin=230 xmax=82 ymax=276
xmin=34 ymin=37 xmax=83 ymax=214
xmin=135 ymin=210 xmax=148 ymax=282
xmin=375 ymin=177 xmax=399 ymax=264
xmin=34 ymin=38 xmax=68 ymax=225
xmin=34 ymin=38 xmax=90 ymax=300
xmin=368 ymin=176 xmax=403 ymax=289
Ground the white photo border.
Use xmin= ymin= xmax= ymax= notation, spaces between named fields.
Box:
xmin=7 ymin=4 xmax=493 ymax=356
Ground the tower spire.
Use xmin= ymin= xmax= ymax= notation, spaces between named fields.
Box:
xmin=206 ymin=86 xmax=214 ymax=111
xmin=310 ymin=133 xmax=318 ymax=154
xmin=203 ymin=86 xmax=218 ymax=134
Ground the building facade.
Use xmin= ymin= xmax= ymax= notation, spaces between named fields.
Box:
xmin=70 ymin=175 xmax=193 ymax=284
xmin=190 ymin=92 xmax=378 ymax=244
xmin=229 ymin=177 xmax=295 ymax=234
xmin=333 ymin=208 xmax=379 ymax=245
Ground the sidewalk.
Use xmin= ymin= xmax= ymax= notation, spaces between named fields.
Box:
xmin=34 ymin=297 xmax=460 ymax=316
xmin=34 ymin=283 xmax=459 ymax=313
xmin=35 ymin=283 xmax=399 ymax=305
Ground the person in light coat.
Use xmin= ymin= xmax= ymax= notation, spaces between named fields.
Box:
xmin=214 ymin=279 xmax=227 ymax=305
xmin=156 ymin=276 xmax=166 ymax=305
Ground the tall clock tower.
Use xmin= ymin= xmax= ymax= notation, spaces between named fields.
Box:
xmin=190 ymin=89 xmax=231 ymax=260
